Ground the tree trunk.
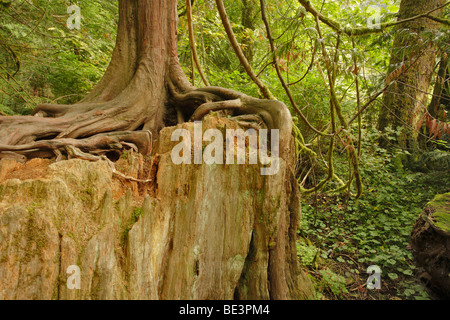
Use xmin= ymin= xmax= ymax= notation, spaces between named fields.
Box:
xmin=377 ymin=0 xmax=445 ymax=153
xmin=241 ymin=0 xmax=258 ymax=64
xmin=428 ymin=54 xmax=449 ymax=121
xmin=410 ymin=193 xmax=450 ymax=299
xmin=0 ymin=0 xmax=311 ymax=300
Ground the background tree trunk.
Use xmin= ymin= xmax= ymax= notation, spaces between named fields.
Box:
xmin=241 ymin=0 xmax=258 ymax=64
xmin=428 ymin=54 xmax=449 ymax=121
xmin=377 ymin=0 xmax=446 ymax=153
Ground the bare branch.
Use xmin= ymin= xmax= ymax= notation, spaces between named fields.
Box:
xmin=215 ymin=0 xmax=274 ymax=99
xmin=186 ymin=0 xmax=210 ymax=86
xmin=298 ymin=0 xmax=450 ymax=36
xmin=259 ymin=0 xmax=330 ymax=137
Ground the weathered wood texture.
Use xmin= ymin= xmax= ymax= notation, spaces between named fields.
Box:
xmin=0 ymin=118 xmax=313 ymax=300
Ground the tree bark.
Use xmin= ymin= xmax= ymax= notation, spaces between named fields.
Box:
xmin=428 ymin=53 xmax=448 ymax=121
xmin=241 ymin=0 xmax=258 ymax=64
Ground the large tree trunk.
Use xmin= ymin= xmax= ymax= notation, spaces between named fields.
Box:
xmin=241 ymin=0 xmax=258 ymax=64
xmin=377 ymin=0 xmax=445 ymax=153
xmin=0 ymin=0 xmax=310 ymax=300
xmin=428 ymin=54 xmax=449 ymax=121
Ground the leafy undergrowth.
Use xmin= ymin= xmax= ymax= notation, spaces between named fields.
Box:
xmin=297 ymin=139 xmax=450 ymax=300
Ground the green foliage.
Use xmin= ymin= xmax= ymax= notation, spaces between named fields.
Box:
xmin=316 ymin=269 xmax=349 ymax=299
xmin=297 ymin=238 xmax=321 ymax=269
xmin=299 ymin=127 xmax=449 ymax=299
xmin=0 ymin=0 xmax=118 ymax=114
xmin=0 ymin=0 xmax=12 ymax=10
xmin=121 ymin=206 xmax=143 ymax=247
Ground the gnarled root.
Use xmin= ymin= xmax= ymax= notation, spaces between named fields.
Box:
xmin=1 ymin=78 xmax=292 ymax=164
xmin=169 ymin=84 xmax=293 ymax=159
xmin=0 ymin=130 xmax=152 ymax=161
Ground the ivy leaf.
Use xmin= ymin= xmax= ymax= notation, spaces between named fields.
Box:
xmin=388 ymin=273 xmax=398 ymax=280
xmin=402 ymin=269 xmax=413 ymax=276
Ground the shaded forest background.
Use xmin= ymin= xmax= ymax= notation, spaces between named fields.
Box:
xmin=0 ymin=0 xmax=449 ymax=299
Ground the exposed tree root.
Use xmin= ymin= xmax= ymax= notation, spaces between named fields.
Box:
xmin=172 ymin=86 xmax=293 ymax=158
xmin=0 ymin=82 xmax=293 ymax=163
xmin=0 ymin=130 xmax=152 ymax=161
xmin=65 ymin=145 xmax=153 ymax=183
xmin=190 ymin=99 xmax=244 ymax=120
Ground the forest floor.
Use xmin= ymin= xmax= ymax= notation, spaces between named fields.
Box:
xmin=297 ymin=150 xmax=450 ymax=300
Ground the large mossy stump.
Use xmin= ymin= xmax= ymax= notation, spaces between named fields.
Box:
xmin=410 ymin=193 xmax=450 ymax=299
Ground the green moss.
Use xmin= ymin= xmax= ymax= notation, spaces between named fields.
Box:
xmin=27 ymin=202 xmax=42 ymax=215
xmin=427 ymin=193 xmax=450 ymax=232
xmin=78 ymin=187 xmax=95 ymax=207
xmin=120 ymin=207 xmax=143 ymax=247
xmin=256 ymin=190 xmax=264 ymax=204
xmin=21 ymin=208 xmax=49 ymax=263
xmin=132 ymin=207 xmax=143 ymax=222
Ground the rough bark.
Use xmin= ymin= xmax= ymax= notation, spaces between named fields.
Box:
xmin=377 ymin=0 xmax=446 ymax=152
xmin=427 ymin=54 xmax=449 ymax=121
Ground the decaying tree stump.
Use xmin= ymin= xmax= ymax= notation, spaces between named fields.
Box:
xmin=0 ymin=117 xmax=314 ymax=300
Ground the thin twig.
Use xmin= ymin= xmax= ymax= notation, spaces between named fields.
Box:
xmin=259 ymin=0 xmax=330 ymax=137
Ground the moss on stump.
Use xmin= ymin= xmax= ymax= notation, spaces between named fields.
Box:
xmin=410 ymin=193 xmax=450 ymax=299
